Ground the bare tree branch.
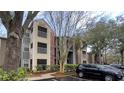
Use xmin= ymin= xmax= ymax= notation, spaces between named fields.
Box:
xmin=23 ymin=11 xmax=39 ymax=30
xmin=13 ymin=11 xmax=24 ymax=25
xmin=0 ymin=11 xmax=12 ymax=31
xmin=45 ymin=11 xmax=93 ymax=72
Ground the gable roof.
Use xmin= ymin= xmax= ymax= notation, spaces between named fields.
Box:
xmin=0 ymin=37 xmax=7 ymax=40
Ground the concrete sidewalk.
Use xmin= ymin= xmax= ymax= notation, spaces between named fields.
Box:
xmin=28 ymin=72 xmax=56 ymax=81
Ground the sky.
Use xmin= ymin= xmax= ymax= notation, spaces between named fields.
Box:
xmin=0 ymin=21 xmax=7 ymax=37
xmin=0 ymin=11 xmax=124 ymax=38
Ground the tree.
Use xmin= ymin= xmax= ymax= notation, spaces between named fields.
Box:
xmin=108 ymin=16 xmax=124 ymax=65
xmin=45 ymin=11 xmax=92 ymax=73
xmin=115 ymin=16 xmax=124 ymax=65
xmin=118 ymin=24 xmax=124 ymax=65
xmin=73 ymin=33 xmax=87 ymax=64
xmin=74 ymin=34 xmax=82 ymax=64
xmin=0 ymin=11 xmax=39 ymax=70
xmin=83 ymin=18 xmax=111 ymax=64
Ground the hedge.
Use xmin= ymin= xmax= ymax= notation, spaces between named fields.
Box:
xmin=0 ymin=68 xmax=27 ymax=81
xmin=35 ymin=64 xmax=79 ymax=72
xmin=64 ymin=64 xmax=78 ymax=72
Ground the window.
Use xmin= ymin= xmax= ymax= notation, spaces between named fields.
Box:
xmin=82 ymin=51 xmax=86 ymax=54
xmin=88 ymin=65 xmax=98 ymax=70
xmin=37 ymin=59 xmax=47 ymax=70
xmin=23 ymin=38 xmax=30 ymax=44
xmin=37 ymin=42 xmax=47 ymax=53
xmin=24 ymin=64 xmax=28 ymax=67
xmin=83 ymin=60 xmax=87 ymax=63
xmin=30 ymin=59 xmax=32 ymax=69
xmin=24 ymin=48 xmax=29 ymax=51
xmin=23 ymin=52 xmax=29 ymax=59
xmin=79 ymin=64 xmax=84 ymax=70
xmin=82 ymin=51 xmax=86 ymax=58
xmin=38 ymin=26 xmax=47 ymax=38
xmin=25 ymin=33 xmax=30 ymax=37
xmin=84 ymin=64 xmax=97 ymax=69
xmin=83 ymin=64 xmax=90 ymax=68
xmin=37 ymin=59 xmax=47 ymax=65
xmin=70 ymin=46 xmax=73 ymax=51
xmin=31 ymin=43 xmax=33 ymax=48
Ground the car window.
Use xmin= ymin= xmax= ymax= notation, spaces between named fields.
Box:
xmin=83 ymin=64 xmax=98 ymax=69
xmin=90 ymin=65 xmax=97 ymax=68
xmin=79 ymin=65 xmax=84 ymax=68
xmin=83 ymin=64 xmax=91 ymax=68
xmin=111 ymin=65 xmax=124 ymax=69
xmin=78 ymin=65 xmax=84 ymax=70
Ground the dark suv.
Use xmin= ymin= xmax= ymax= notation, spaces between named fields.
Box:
xmin=76 ymin=64 xmax=123 ymax=81
xmin=110 ymin=64 xmax=124 ymax=76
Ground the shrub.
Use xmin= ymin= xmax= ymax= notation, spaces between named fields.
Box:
xmin=8 ymin=70 xmax=18 ymax=80
xmin=36 ymin=65 xmax=47 ymax=71
xmin=50 ymin=65 xmax=59 ymax=71
xmin=64 ymin=64 xmax=78 ymax=72
xmin=2 ymin=72 xmax=10 ymax=81
xmin=46 ymin=65 xmax=50 ymax=70
xmin=46 ymin=65 xmax=59 ymax=72
xmin=36 ymin=65 xmax=43 ymax=71
xmin=0 ymin=68 xmax=27 ymax=81
xmin=17 ymin=68 xmax=27 ymax=79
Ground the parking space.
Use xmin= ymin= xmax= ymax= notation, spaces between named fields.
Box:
xmin=34 ymin=76 xmax=124 ymax=81
xmin=35 ymin=76 xmax=98 ymax=81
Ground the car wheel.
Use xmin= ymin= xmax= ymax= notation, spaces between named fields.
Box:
xmin=78 ymin=72 xmax=84 ymax=78
xmin=105 ymin=75 xmax=113 ymax=81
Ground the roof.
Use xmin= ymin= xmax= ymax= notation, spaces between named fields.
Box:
xmin=34 ymin=19 xmax=55 ymax=32
xmin=0 ymin=37 xmax=7 ymax=40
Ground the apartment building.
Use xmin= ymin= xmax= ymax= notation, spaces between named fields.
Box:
xmin=81 ymin=47 xmax=88 ymax=64
xmin=21 ymin=19 xmax=88 ymax=71
xmin=21 ymin=19 xmax=56 ymax=71
xmin=87 ymin=52 xmax=104 ymax=64
xmin=56 ymin=38 xmax=88 ymax=64
xmin=21 ymin=30 xmax=30 ymax=68
xmin=0 ymin=37 xmax=6 ymax=66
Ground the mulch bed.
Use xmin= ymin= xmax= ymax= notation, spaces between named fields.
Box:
xmin=51 ymin=72 xmax=66 ymax=77
xmin=51 ymin=72 xmax=76 ymax=77
xmin=28 ymin=71 xmax=55 ymax=77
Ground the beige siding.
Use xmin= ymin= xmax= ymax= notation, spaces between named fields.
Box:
xmin=30 ymin=20 xmax=51 ymax=71
xmin=0 ymin=38 xmax=6 ymax=66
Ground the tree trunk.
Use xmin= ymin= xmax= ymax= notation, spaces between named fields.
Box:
xmin=75 ymin=49 xmax=79 ymax=64
xmin=59 ymin=53 xmax=68 ymax=73
xmin=98 ymin=51 xmax=102 ymax=64
xmin=104 ymin=48 xmax=107 ymax=64
xmin=60 ymin=62 xmax=64 ymax=73
xmin=95 ymin=53 xmax=99 ymax=64
xmin=3 ymin=23 xmax=22 ymax=71
xmin=94 ymin=51 xmax=101 ymax=64
xmin=120 ymin=50 xmax=124 ymax=65
xmin=94 ymin=54 xmax=97 ymax=64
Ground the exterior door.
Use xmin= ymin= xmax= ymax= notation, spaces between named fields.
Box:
xmin=30 ymin=59 xmax=32 ymax=70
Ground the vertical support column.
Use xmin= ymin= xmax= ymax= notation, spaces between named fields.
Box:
xmin=21 ymin=38 xmax=23 ymax=68
xmin=81 ymin=49 xmax=82 ymax=64
xmin=73 ymin=41 xmax=76 ymax=64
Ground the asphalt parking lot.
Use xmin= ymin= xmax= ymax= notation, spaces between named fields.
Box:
xmin=35 ymin=76 xmax=87 ymax=81
xmin=35 ymin=76 xmax=124 ymax=81
xmin=35 ymin=76 xmax=103 ymax=81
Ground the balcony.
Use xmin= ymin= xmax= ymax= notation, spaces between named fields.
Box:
xmin=38 ymin=31 xmax=47 ymax=38
xmin=37 ymin=47 xmax=47 ymax=54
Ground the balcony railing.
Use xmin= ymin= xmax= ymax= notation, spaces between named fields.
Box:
xmin=37 ymin=47 xmax=47 ymax=54
xmin=23 ymin=52 xmax=29 ymax=59
xmin=38 ymin=31 xmax=47 ymax=38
